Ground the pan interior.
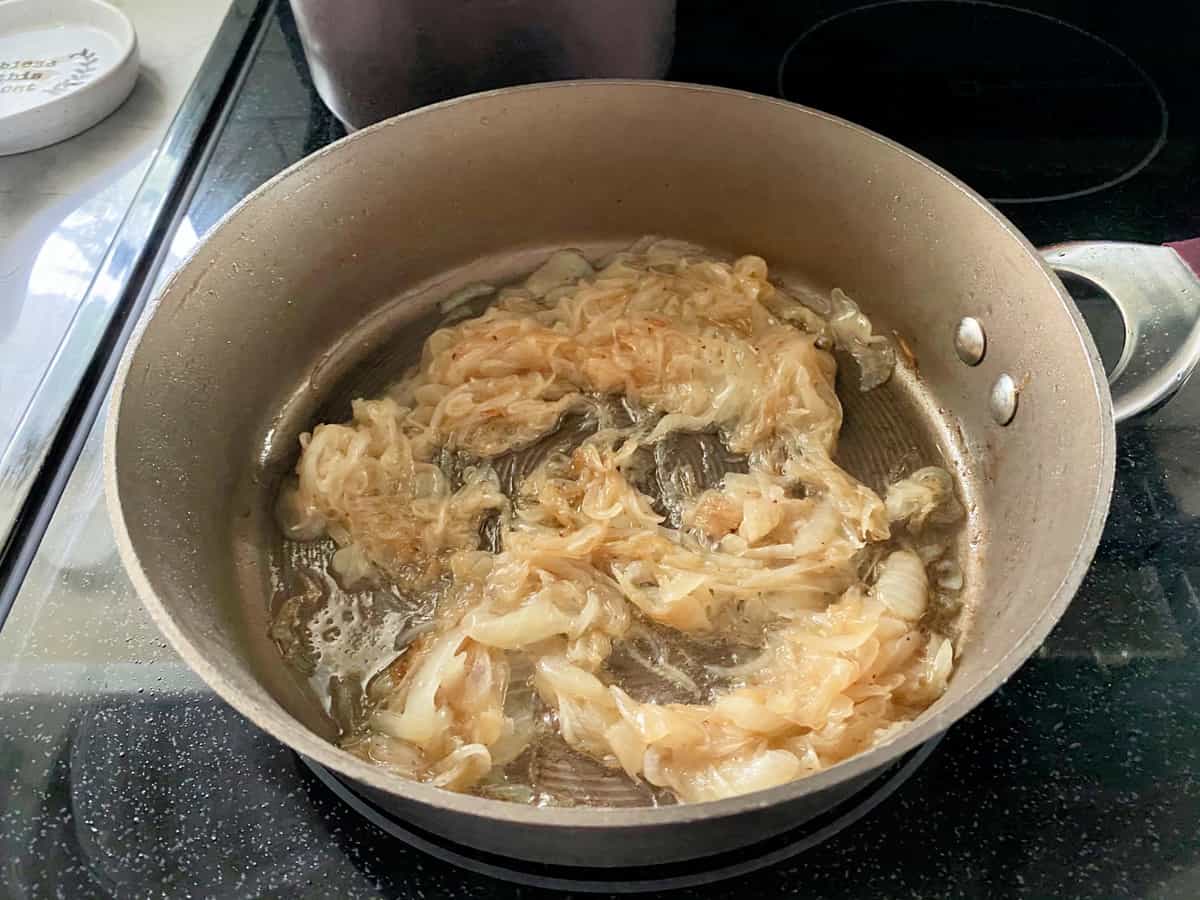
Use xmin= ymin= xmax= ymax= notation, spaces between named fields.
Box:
xmin=233 ymin=238 xmax=982 ymax=808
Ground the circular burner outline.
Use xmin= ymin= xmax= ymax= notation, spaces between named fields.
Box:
xmin=776 ymin=0 xmax=1169 ymax=205
xmin=304 ymin=735 xmax=942 ymax=893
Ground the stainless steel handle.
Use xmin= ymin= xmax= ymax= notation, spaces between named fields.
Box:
xmin=1042 ymin=240 xmax=1200 ymax=424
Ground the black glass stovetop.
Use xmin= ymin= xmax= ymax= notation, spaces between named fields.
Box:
xmin=1 ymin=2 xmax=1198 ymax=897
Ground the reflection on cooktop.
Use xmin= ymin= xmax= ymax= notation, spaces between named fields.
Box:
xmin=777 ymin=0 xmax=1167 ymax=204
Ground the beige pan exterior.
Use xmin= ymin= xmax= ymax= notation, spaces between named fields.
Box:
xmin=106 ymin=82 xmax=1113 ymax=867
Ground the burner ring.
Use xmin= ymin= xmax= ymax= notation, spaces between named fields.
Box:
xmin=305 ymin=736 xmax=942 ymax=893
xmin=777 ymin=0 xmax=1168 ymax=205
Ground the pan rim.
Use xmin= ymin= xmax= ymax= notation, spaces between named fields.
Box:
xmin=104 ymin=79 xmax=1116 ymax=834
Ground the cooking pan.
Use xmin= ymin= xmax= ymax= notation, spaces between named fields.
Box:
xmin=104 ymin=82 xmax=1200 ymax=868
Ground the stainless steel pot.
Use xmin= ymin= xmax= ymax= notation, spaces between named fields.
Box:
xmin=104 ymin=82 xmax=1200 ymax=869
xmin=288 ymin=0 xmax=676 ymax=129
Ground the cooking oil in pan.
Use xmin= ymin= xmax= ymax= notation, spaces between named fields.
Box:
xmin=258 ymin=247 xmax=977 ymax=808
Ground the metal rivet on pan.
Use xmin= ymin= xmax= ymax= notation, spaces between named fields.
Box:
xmin=990 ymin=373 xmax=1019 ymax=425
xmin=954 ymin=317 xmax=986 ymax=365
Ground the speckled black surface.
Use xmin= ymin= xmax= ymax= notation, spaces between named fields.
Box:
xmin=2 ymin=1 xmax=1199 ymax=897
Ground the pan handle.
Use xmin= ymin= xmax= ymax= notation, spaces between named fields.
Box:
xmin=1041 ymin=240 xmax=1200 ymax=424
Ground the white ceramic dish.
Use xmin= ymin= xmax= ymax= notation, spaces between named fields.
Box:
xmin=0 ymin=0 xmax=138 ymax=156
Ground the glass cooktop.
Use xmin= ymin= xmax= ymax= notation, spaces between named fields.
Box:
xmin=2 ymin=1 xmax=1199 ymax=896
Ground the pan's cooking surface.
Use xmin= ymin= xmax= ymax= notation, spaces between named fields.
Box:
xmin=1 ymin=1 xmax=1199 ymax=898
xmin=254 ymin=243 xmax=978 ymax=807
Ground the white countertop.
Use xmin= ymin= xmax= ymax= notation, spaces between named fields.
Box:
xmin=0 ymin=0 xmax=234 ymax=457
